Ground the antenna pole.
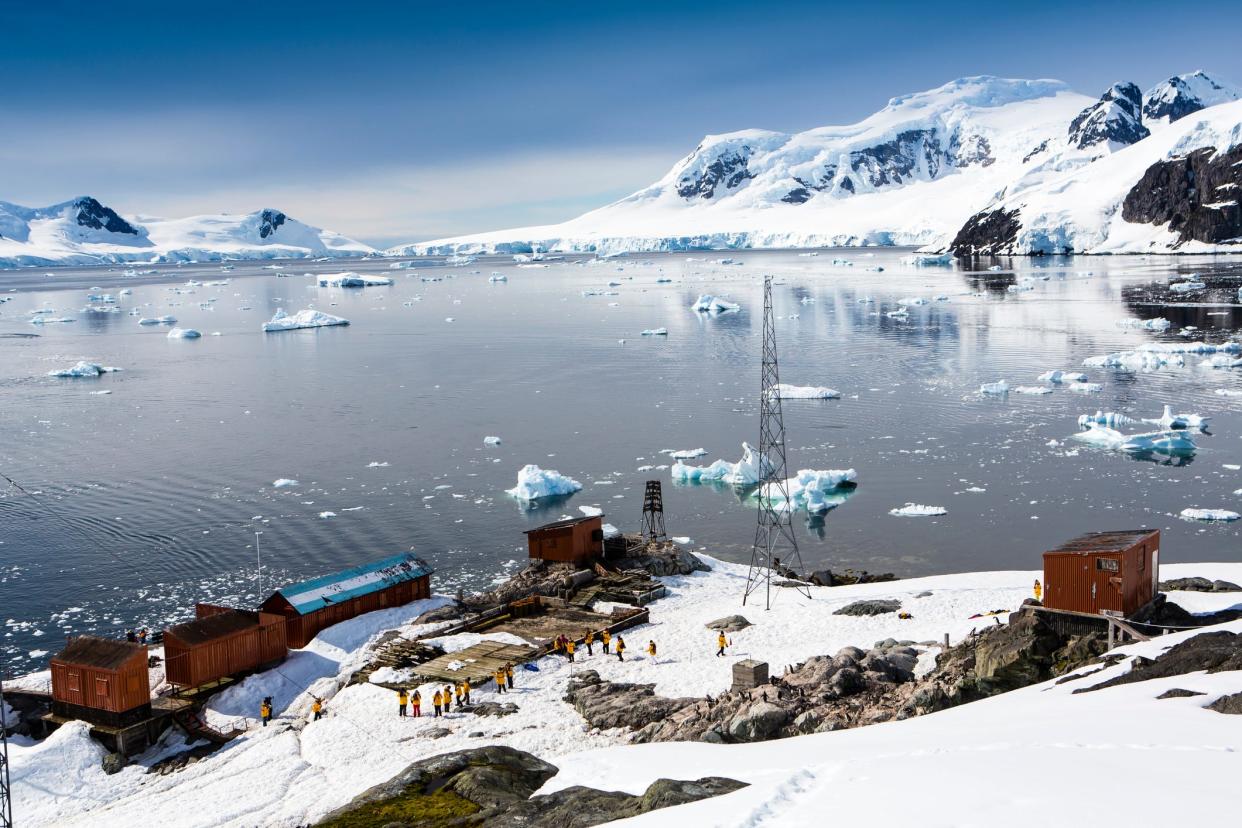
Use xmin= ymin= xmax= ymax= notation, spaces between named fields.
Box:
xmin=255 ymin=530 xmax=264 ymax=599
xmin=1 ymin=675 xmax=14 ymax=828
xmin=744 ymin=275 xmax=812 ymax=610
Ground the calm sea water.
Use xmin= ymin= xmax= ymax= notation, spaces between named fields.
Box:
xmin=3 ymin=249 xmax=1241 ymax=671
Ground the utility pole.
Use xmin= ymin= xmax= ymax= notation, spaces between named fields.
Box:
xmin=254 ymin=530 xmax=264 ymax=600
xmin=1 ymin=675 xmax=14 ymax=828
xmin=744 ymin=275 xmax=812 ymax=610
xmin=639 ymin=480 xmax=667 ymax=544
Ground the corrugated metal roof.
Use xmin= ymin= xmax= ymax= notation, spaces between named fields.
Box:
xmin=272 ymin=552 xmax=433 ymax=615
xmin=166 ymin=609 xmax=260 ymax=645
xmin=523 ymin=515 xmax=601 ymax=534
xmin=53 ymin=635 xmax=145 ymax=670
xmin=1045 ymin=530 xmax=1157 ymax=555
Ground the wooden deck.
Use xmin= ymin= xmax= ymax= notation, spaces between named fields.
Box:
xmin=411 ymin=641 xmax=538 ymax=686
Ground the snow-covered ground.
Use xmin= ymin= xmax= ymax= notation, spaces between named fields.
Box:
xmin=10 ymin=556 xmax=1242 ymax=827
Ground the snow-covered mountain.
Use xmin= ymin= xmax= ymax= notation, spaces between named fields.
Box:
xmin=392 ymin=71 xmax=1241 ymax=257
xmin=0 ymin=197 xmax=373 ymax=267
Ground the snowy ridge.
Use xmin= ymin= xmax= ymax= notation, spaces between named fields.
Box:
xmin=0 ymin=198 xmax=372 ymax=267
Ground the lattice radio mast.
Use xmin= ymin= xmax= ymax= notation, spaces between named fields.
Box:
xmin=744 ymin=275 xmax=812 ymax=609
xmin=640 ymin=480 xmax=667 ymax=544
xmin=1 ymin=675 xmax=13 ymax=828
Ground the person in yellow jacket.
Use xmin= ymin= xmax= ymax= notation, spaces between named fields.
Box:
xmin=455 ymin=684 xmax=464 ymax=707
xmin=397 ymin=689 xmax=408 ymax=718
xmin=495 ymin=668 xmax=507 ymax=694
xmin=311 ymin=698 xmax=323 ymax=721
xmin=432 ymin=689 xmax=443 ymax=716
xmin=716 ymin=632 xmax=729 ymax=657
xmin=566 ymin=639 xmax=576 ymax=663
xmin=260 ymin=698 xmax=272 ymax=727
xmin=615 ymin=635 xmax=626 ymax=661
xmin=584 ymin=630 xmax=595 ymax=656
xmin=411 ymin=690 xmax=422 ymax=717
xmin=506 ymin=663 xmax=514 ymax=689
xmin=462 ymin=679 xmax=472 ymax=705
xmin=647 ymin=640 xmax=657 ymax=659
xmin=601 ymin=630 xmax=611 ymax=655
xmin=443 ymin=685 xmax=453 ymax=712
xmin=1033 ymin=579 xmax=1043 ymax=602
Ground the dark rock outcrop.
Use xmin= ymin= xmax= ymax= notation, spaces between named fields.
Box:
xmin=258 ymin=209 xmax=286 ymax=239
xmin=73 ymin=197 xmax=139 ymax=235
xmin=609 ymin=541 xmax=710 ymax=577
xmin=1157 ymin=688 xmax=1205 ymax=699
xmin=705 ymin=615 xmax=752 ymax=633
xmin=834 ymin=599 xmax=901 ymax=617
xmin=564 ymin=671 xmax=697 ymax=731
xmin=807 ymin=569 xmax=899 ymax=587
xmin=315 ymin=745 xmax=745 ymax=827
xmin=1121 ymin=144 xmax=1242 ymax=247
xmin=677 ymin=146 xmax=756 ymax=200
xmin=1159 ymin=577 xmax=1242 ymax=593
xmin=1143 ymin=72 xmax=1238 ymax=123
xmin=781 ymin=186 xmax=812 ymax=204
xmin=1068 ymin=82 xmax=1149 ymax=150
xmin=1207 ymin=692 xmax=1242 ymax=715
xmin=1077 ymin=631 xmax=1242 ymax=694
xmin=949 ymin=207 xmax=1022 ymax=256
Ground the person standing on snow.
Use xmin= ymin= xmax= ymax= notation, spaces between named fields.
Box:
xmin=398 ymin=688 xmax=408 ymax=717
xmin=412 ymin=689 xmax=422 ymax=717
xmin=505 ymin=663 xmax=514 ymax=690
xmin=443 ymin=685 xmax=453 ymax=712
xmin=615 ymin=635 xmax=626 ymax=661
xmin=494 ymin=669 xmax=507 ymax=694
xmin=311 ymin=698 xmax=323 ymax=721
xmin=260 ymin=698 xmax=272 ymax=727
xmin=584 ymin=630 xmax=595 ymax=656
xmin=647 ymin=640 xmax=657 ymax=660
xmin=601 ymin=630 xmax=611 ymax=655
xmin=716 ymin=632 xmax=729 ymax=657
xmin=462 ymin=679 xmax=471 ymax=705
xmin=566 ymin=639 xmax=576 ymax=662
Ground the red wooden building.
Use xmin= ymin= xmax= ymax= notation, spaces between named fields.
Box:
xmin=1043 ymin=529 xmax=1160 ymax=616
xmin=163 ymin=604 xmax=289 ymax=689
xmin=524 ymin=515 xmax=604 ymax=563
xmin=261 ymin=553 xmax=434 ymax=649
xmin=50 ymin=636 xmax=151 ymax=727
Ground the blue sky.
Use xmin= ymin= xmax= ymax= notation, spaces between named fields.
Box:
xmin=4 ymin=0 xmax=1241 ymax=246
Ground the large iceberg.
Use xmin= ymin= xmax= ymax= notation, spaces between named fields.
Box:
xmin=48 ymin=361 xmax=121 ymax=378
xmin=979 ymin=381 xmax=1009 ymax=395
xmin=1071 ymin=424 xmax=1197 ymax=456
xmin=902 ymin=253 xmax=953 ymax=267
xmin=1038 ymin=370 xmax=1087 ymax=384
xmin=758 ymin=468 xmax=858 ymax=513
xmin=1077 ymin=411 xmax=1135 ymax=429
xmin=771 ymin=384 xmax=841 ymax=400
xmin=1140 ymin=405 xmax=1210 ymax=431
xmin=166 ymin=327 xmax=202 ymax=339
xmin=889 ymin=503 xmax=947 ymax=517
xmin=262 ymin=308 xmax=350 ymax=332
xmin=691 ymin=295 xmax=741 ymax=314
xmin=1083 ymin=351 xmax=1184 ymax=370
xmin=317 ymin=272 xmax=394 ymax=287
xmin=671 ymin=442 xmax=771 ymax=487
xmin=1116 ymin=318 xmax=1172 ymax=331
xmin=506 ymin=464 xmax=582 ymax=501
xmin=1180 ymin=508 xmax=1240 ymax=522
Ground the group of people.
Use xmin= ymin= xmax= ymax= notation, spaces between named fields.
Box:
xmin=395 ymin=662 xmax=517 ymax=716
xmin=552 ymin=630 xmax=662 ymax=663
xmin=125 ymin=628 xmax=150 ymax=645
xmin=259 ymin=694 xmax=324 ymax=726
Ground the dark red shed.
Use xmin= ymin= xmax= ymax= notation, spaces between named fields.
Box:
xmin=163 ymin=604 xmax=289 ymax=689
xmin=524 ymin=515 xmax=604 ymax=563
xmin=1043 ymin=529 xmax=1160 ymax=617
xmin=50 ymin=636 xmax=151 ymax=727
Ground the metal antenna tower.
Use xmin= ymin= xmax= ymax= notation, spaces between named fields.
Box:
xmin=1 ymin=676 xmax=13 ymax=828
xmin=744 ymin=275 xmax=812 ymax=609
xmin=640 ymin=480 xmax=667 ymax=544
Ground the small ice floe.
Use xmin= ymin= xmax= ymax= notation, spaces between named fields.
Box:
xmin=506 ymin=464 xmax=582 ymax=501
xmin=1078 ymin=411 xmax=1135 ymax=429
xmin=1013 ymin=386 xmax=1053 ymax=395
xmin=979 ymin=380 xmax=1009 ymax=395
xmin=488 ymin=274 xmax=507 ymax=282
xmin=897 ymin=296 xmax=929 ymax=306
xmin=1169 ymin=280 xmax=1207 ymax=292
xmin=273 ymin=479 xmax=299 ymax=488
xmin=89 ymin=390 xmax=112 ymax=395
xmin=770 ymin=384 xmax=841 ymax=399
xmin=366 ymin=461 xmax=390 ymax=468
xmin=318 ymin=511 xmax=336 ymax=519
xmin=661 ymin=448 xmax=708 ymax=460
xmin=671 ymin=442 xmax=770 ymax=487
xmin=889 ymin=503 xmax=947 ymax=517
xmin=691 ymin=295 xmax=741 ymax=313
xmin=886 ymin=308 xmax=909 ymax=319
xmin=1140 ymin=405 xmax=1210 ymax=431
xmin=48 ymin=361 xmax=121 ymax=378
xmin=29 ymin=316 xmax=75 ymax=325
xmin=166 ymin=327 xmax=201 ymax=339
xmin=1071 ymin=424 xmax=1197 ymax=456
xmin=316 ymin=272 xmax=393 ymax=287
xmin=641 ymin=328 xmax=668 ymax=336
xmin=799 ymin=296 xmax=816 ymax=305
xmin=1083 ymin=351 xmax=1183 ymax=370
xmin=578 ymin=505 xmax=604 ymax=517
xmin=262 ymin=308 xmax=350 ymax=332
xmin=759 ymin=469 xmax=858 ymax=513
xmin=1116 ymin=317 xmax=1172 ymax=331
xmin=902 ymin=253 xmax=953 ymax=267
xmin=1200 ymin=354 xmax=1242 ymax=369
xmin=601 ymin=523 xmax=620 ymax=539
xmin=1180 ymin=508 xmax=1240 ymax=522
xmin=1066 ymin=382 xmax=1103 ymax=393
xmin=1038 ymin=370 xmax=1087 ymax=384
xmin=484 ymin=436 xmax=502 ymax=446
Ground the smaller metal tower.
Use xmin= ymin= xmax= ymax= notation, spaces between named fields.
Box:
xmin=1 ymin=676 xmax=13 ymax=828
xmin=640 ymin=480 xmax=667 ymax=543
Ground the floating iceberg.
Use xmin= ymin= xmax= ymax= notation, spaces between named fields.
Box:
xmin=1071 ymin=424 xmax=1197 ymax=456
xmin=578 ymin=505 xmax=604 ymax=517
xmin=506 ymin=464 xmax=582 ymax=501
xmin=1180 ymin=508 xmax=1240 ymax=522
xmin=1116 ymin=318 xmax=1172 ymax=331
xmin=1140 ymin=405 xmax=1210 ymax=431
xmin=317 ymin=272 xmax=394 ymax=287
xmin=691 ymin=295 xmax=741 ymax=313
xmin=30 ymin=316 xmax=75 ymax=325
xmin=640 ymin=328 xmax=668 ymax=336
xmin=903 ymin=253 xmax=953 ymax=267
xmin=1078 ymin=411 xmax=1136 ymax=429
xmin=262 ymin=308 xmax=350 ymax=332
xmin=979 ymin=381 xmax=1009 ymax=395
xmin=897 ymin=296 xmax=929 ymax=306
xmin=771 ymin=384 xmax=841 ymax=400
xmin=602 ymin=523 xmax=620 ymax=539
xmin=664 ymin=448 xmax=708 ymax=459
xmin=1066 ymin=382 xmax=1102 ymax=393
xmin=488 ymin=274 xmax=508 ymax=282
xmin=1200 ymin=354 xmax=1242 ymax=369
xmin=1013 ymin=386 xmax=1053 ymax=395
xmin=890 ymin=503 xmax=947 ymax=517
xmin=48 ymin=361 xmax=121 ymax=378
xmin=671 ymin=442 xmax=771 ymax=487
xmin=1169 ymin=280 xmax=1206 ymax=293
xmin=484 ymin=436 xmax=502 ymax=446
xmin=166 ymin=327 xmax=201 ymax=339
xmin=759 ymin=469 xmax=858 ymax=513
xmin=138 ymin=316 xmax=176 ymax=325
xmin=1038 ymin=370 xmax=1087 ymax=384
xmin=1083 ymin=351 xmax=1184 ymax=370
xmin=272 ymin=479 xmax=299 ymax=488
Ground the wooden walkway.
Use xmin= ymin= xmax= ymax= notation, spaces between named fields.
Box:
xmin=411 ymin=641 xmax=537 ymax=686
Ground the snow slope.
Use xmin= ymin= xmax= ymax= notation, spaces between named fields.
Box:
xmin=0 ymin=198 xmax=373 ymax=267
xmin=391 ymin=77 xmax=1093 ymax=256
xmin=10 ymin=557 xmax=1242 ymax=827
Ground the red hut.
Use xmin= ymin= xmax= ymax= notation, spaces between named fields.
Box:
xmin=50 ymin=636 xmax=151 ymax=727
xmin=524 ymin=515 xmax=604 ymax=563
xmin=163 ymin=604 xmax=289 ymax=689
xmin=1043 ymin=529 xmax=1160 ymax=616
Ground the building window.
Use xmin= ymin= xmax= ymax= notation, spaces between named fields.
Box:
xmin=96 ymin=677 xmax=110 ymax=699
xmin=1096 ymin=558 xmax=1119 ymax=572
xmin=67 ymin=671 xmax=81 ymax=693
